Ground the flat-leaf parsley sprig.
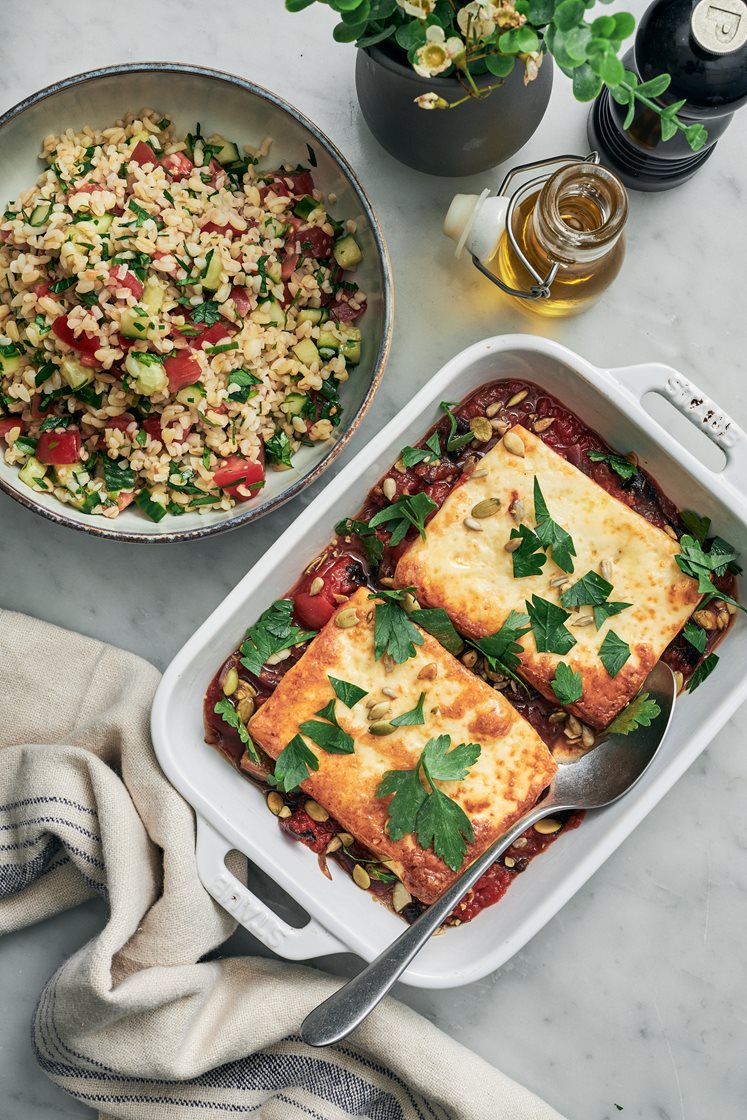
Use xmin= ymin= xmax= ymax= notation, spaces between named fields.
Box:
xmin=239 ymin=599 xmax=317 ymax=677
xmin=369 ymin=587 xmax=425 ymax=664
xmin=377 ymin=734 xmax=481 ymax=872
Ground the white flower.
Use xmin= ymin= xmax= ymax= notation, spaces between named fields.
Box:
xmin=414 ymin=92 xmax=450 ymax=109
xmin=520 ymin=50 xmax=543 ymax=85
xmin=457 ymin=1 xmax=497 ymax=41
xmin=396 ymin=0 xmax=436 ymax=18
xmin=493 ymin=2 xmax=526 ymax=30
xmin=413 ymin=26 xmax=466 ymax=78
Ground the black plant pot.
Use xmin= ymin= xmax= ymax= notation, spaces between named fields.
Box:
xmin=355 ymin=45 xmax=553 ymax=177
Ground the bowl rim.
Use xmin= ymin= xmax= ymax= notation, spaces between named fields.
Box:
xmin=0 ymin=61 xmax=393 ymax=543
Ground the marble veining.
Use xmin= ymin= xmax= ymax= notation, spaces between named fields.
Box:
xmin=0 ymin=0 xmax=745 ymax=1116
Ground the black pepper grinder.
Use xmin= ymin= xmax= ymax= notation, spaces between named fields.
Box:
xmin=588 ymin=0 xmax=747 ymax=190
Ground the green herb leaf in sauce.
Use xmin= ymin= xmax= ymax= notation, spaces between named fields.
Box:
xmin=682 ymin=621 xmax=708 ymax=654
xmin=587 ymin=449 xmax=639 ymax=480
xmin=213 ymin=697 xmax=261 ymax=765
xmin=551 ymin=661 xmax=583 ymax=705
xmin=607 ymin=691 xmax=661 ymax=735
xmin=412 ymin=607 xmax=464 ymax=656
xmin=267 ymin=734 xmax=319 ymax=793
xmin=239 ymin=599 xmax=317 ymax=678
xmin=334 ymin=516 xmax=384 ymax=568
xmin=680 ymin=510 xmax=710 ymax=544
xmin=469 ymin=609 xmax=530 ymax=687
xmin=368 ymin=491 xmax=437 ymax=548
xmin=686 ymin=652 xmax=719 ymax=692
xmin=439 ymin=400 xmax=475 ymax=453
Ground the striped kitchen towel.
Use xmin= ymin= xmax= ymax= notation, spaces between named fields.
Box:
xmin=0 ymin=610 xmax=565 ymax=1120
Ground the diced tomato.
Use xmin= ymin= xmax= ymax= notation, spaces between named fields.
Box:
xmin=160 ymin=151 xmax=194 ymax=179
xmin=0 ymin=417 xmax=23 ymax=441
xmin=80 ymin=353 xmax=103 ymax=369
xmin=153 ymin=249 xmax=176 ymax=275
xmin=37 ymin=428 xmax=81 ymax=465
xmin=104 ymin=413 xmax=136 ymax=432
xmin=212 ymin=455 xmax=265 ymax=502
xmin=207 ymin=158 xmax=224 ymax=187
xmin=293 ymin=553 xmax=367 ymax=631
xmin=330 ymin=298 xmax=366 ymax=323
xmin=142 ymin=416 xmax=163 ymax=442
xmin=286 ymin=170 xmax=315 ymax=196
xmin=164 ymin=351 xmax=202 ymax=392
xmin=201 ymin=221 xmax=232 ymax=235
xmin=52 ymin=315 xmax=101 ymax=356
xmin=34 ymin=282 xmax=51 ymax=299
xmin=281 ymin=253 xmax=299 ymax=281
xmin=299 ymin=226 xmax=333 ymax=260
xmin=107 ymin=264 xmax=144 ymax=299
xmin=116 ymin=336 xmax=136 ymax=352
xmin=31 ymin=394 xmax=54 ymax=419
xmin=230 ymin=285 xmax=251 ymax=316
xmin=130 ymin=141 xmax=159 ymax=169
xmin=279 ymin=282 xmax=294 ymax=309
xmin=71 ymin=182 xmax=97 ymax=195
xmin=189 ymin=321 xmax=235 ymax=350
xmin=293 ymin=592 xmax=335 ymax=630
xmin=116 ymin=491 xmax=136 ymax=511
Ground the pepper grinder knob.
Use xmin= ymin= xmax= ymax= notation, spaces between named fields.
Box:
xmin=588 ymin=0 xmax=747 ymax=191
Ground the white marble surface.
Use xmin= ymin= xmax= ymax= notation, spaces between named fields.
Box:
xmin=1 ymin=1 xmax=746 ymax=1117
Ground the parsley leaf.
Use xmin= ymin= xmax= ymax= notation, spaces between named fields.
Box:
xmin=267 ymin=734 xmax=319 ymax=792
xmin=675 ymin=535 xmax=743 ymax=611
xmin=103 ymin=459 xmax=136 ymax=493
xmin=416 ymin=784 xmax=475 ymax=872
xmin=551 ymin=661 xmax=583 ymax=705
xmin=298 ymin=714 xmax=354 ymax=754
xmin=38 ymin=414 xmax=74 ymax=431
xmin=390 ymin=692 xmax=426 ymax=727
xmin=439 ymin=400 xmax=475 ymax=452
xmin=190 ymin=299 xmax=222 ymax=325
xmin=587 ymin=449 xmax=638 ymax=480
xmin=335 ymin=516 xmax=384 ymax=568
xmin=598 ymin=630 xmax=631 ymax=677
xmin=680 ymin=510 xmax=710 ymax=544
xmin=607 ymin=692 xmax=661 ymax=735
xmin=561 ymin=570 xmax=613 ymax=608
xmin=686 ymin=653 xmax=719 ymax=692
xmin=127 ymin=198 xmax=153 ymax=227
xmin=422 ymin=734 xmax=481 ymax=781
xmin=227 ymin=369 xmax=261 ymax=404
xmin=510 ymin=524 xmax=547 ymax=578
xmin=682 ymin=620 xmax=708 ymax=654
xmin=48 ymin=276 xmax=77 ymax=294
xmin=213 ymin=697 xmax=260 ymax=764
xmin=526 ymin=595 xmax=576 ymax=656
xmin=376 ymin=767 xmax=428 ymax=841
xmin=265 ymin=429 xmax=294 ymax=468
xmin=593 ymin=601 xmax=631 ymax=629
xmin=370 ymin=591 xmax=424 ymax=664
xmin=239 ymin=599 xmax=316 ymax=677
xmin=368 ymin=491 xmax=437 ymax=548
xmin=708 ymin=535 xmax=743 ymax=577
xmin=533 ymin=477 xmax=576 ymax=573
xmin=328 ymin=675 xmax=367 ymax=708
xmin=470 ymin=609 xmax=530 ymax=684
xmin=401 ymin=445 xmax=434 ymax=468
xmin=411 ymin=607 xmax=464 ymax=656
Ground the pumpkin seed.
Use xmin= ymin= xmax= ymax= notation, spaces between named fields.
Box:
xmin=325 ymin=836 xmax=342 ymax=854
xmin=463 ymin=516 xmax=483 ymax=532
xmin=674 ymin=670 xmax=684 ymax=694
xmin=379 ymin=576 xmax=395 ymax=587
xmin=548 ymin=711 xmax=567 ymax=725
xmin=504 ymin=537 xmax=522 ymax=552
xmin=309 ymin=576 xmax=324 ymax=597
xmin=486 ymin=401 xmax=504 ymax=418
xmin=504 ymin=856 xmax=516 ymax=868
xmin=353 ymin=864 xmax=371 ymax=890
xmin=461 ymin=649 xmax=478 ymax=669
xmin=727 ymin=602 xmax=738 ymax=616
xmin=534 ymin=817 xmax=562 ymax=835
xmin=392 ymin=882 xmax=412 ymax=912
xmin=222 ymin=667 xmax=238 ymax=696
xmin=470 ymin=416 xmax=493 ymax=442
xmin=600 ymin=559 xmax=614 ymax=582
xmin=278 ymin=805 xmax=292 ymax=819
xmin=305 ymin=799 xmax=329 ymax=822
xmin=265 ymin=648 xmax=291 ymax=665
xmin=533 ymin=416 xmax=555 ymax=433
xmin=367 ymin=700 xmax=391 ymax=721
xmin=236 ymin=680 xmax=257 ymax=700
xmin=491 ymin=419 xmax=509 ymax=434
xmin=507 ymin=389 xmax=528 ymax=407
xmin=369 ymin=720 xmax=396 ymax=735
xmin=382 ymin=477 xmax=397 ymax=501
xmin=627 ymin=451 xmax=639 ymax=467
xmin=332 ymin=592 xmax=348 ymax=604
xmin=417 ymin=662 xmax=438 ymax=681
xmin=383 ymin=858 xmax=405 ymax=880
xmin=266 ymin=792 xmax=284 ymax=816
xmin=471 ymin=497 xmax=502 ymax=518
xmin=581 ymin=725 xmax=595 ymax=749
xmin=513 ymin=836 xmax=528 ymax=849
xmin=503 ymin=430 xmax=525 ymax=457
xmin=237 ymin=696 xmax=256 ymax=723
xmin=337 ymin=832 xmax=354 ymax=847
xmin=382 ymin=653 xmax=395 ymax=675
xmin=335 ymin=607 xmax=359 ymax=629
xmin=692 ymin=609 xmax=716 ymax=630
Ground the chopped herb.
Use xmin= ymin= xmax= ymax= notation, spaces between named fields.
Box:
xmin=525 ymin=595 xmax=576 ymax=656
xmin=265 ymin=429 xmax=294 ymax=469
xmin=412 ymin=607 xmax=464 ymax=656
xmin=77 ymin=291 xmax=99 ymax=309
xmin=680 ymin=510 xmax=710 ymax=544
xmin=201 ymin=248 xmax=215 ymax=279
xmin=328 ymin=675 xmax=368 ymax=708
xmin=187 ymin=494 xmax=221 ymax=508
xmin=239 ymin=599 xmax=316 ymax=677
xmin=14 ymin=435 xmax=38 ymax=456
xmin=533 ymin=477 xmax=576 ymax=573
xmin=38 ymin=414 xmax=74 ymax=431
xmin=439 ymin=400 xmax=474 ymax=452
xmin=135 ymin=429 xmax=148 ymax=447
xmin=551 ymin=661 xmax=583 ymax=705
xmin=592 ymin=600 xmax=631 ymax=629
xmin=587 ymin=448 xmax=639 ymax=480
xmin=163 ymin=188 xmax=175 ymax=205
xmin=204 ymin=341 xmax=238 ymax=355
xmin=390 ymin=691 xmax=426 ymax=727
xmin=74 ymin=385 xmax=103 ymax=408
xmin=213 ymin=697 xmax=260 ymax=764
xmin=127 ymin=198 xmax=153 ymax=227
xmin=367 ymin=491 xmax=437 ymax=548
xmin=682 ymin=620 xmax=708 ymax=654
xmin=509 ymin=524 xmax=547 ymax=579
xmin=686 ymin=653 xmax=719 ymax=692
xmin=598 ymin=630 xmax=631 ymax=678
xmin=157 ymin=117 xmax=172 ymax=130
xmin=675 ymin=534 xmax=744 ymax=612
xmin=191 ymin=299 xmax=221 ymax=325
xmin=561 ymin=570 xmax=613 ymax=608
xmin=34 ymin=362 xmax=56 ymax=387
xmin=227 ymin=368 xmax=261 ymax=404
xmin=33 ymin=315 xmax=51 ymax=337
xmin=267 ymin=734 xmax=319 ymax=793
xmin=306 ymin=144 xmax=317 ymax=167
xmin=469 ymin=609 xmax=530 ymax=686
xmin=377 ymin=735 xmax=481 ymax=872
xmin=370 ymin=589 xmax=424 ymax=664
xmin=299 ymin=709 xmax=355 ymax=755
xmin=48 ymin=276 xmax=77 ymax=294
xmin=334 ymin=516 xmax=383 ymax=567
xmin=257 ymin=254 xmax=270 ymax=295
xmin=708 ymin=535 xmax=743 ymax=576
xmin=400 ymin=434 xmax=439 ymax=468
xmin=607 ymin=691 xmax=661 ymax=735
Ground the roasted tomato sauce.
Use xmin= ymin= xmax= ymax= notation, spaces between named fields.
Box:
xmin=204 ymin=377 xmax=736 ymax=925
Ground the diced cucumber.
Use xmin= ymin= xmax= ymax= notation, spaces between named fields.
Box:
xmin=19 ymin=456 xmax=48 ymax=490
xmin=135 ymin=488 xmax=168 ymax=522
xmin=125 ymin=352 xmax=167 ymax=396
xmin=66 ymin=214 xmax=113 ymax=244
xmin=262 ymin=216 xmax=289 ymax=240
xmin=202 ymin=252 xmax=223 ymax=291
xmin=130 ymin=130 xmax=150 ymax=146
xmin=205 ymin=134 xmax=241 ymax=166
xmin=53 ymin=464 xmax=87 ymax=492
xmin=29 ymin=202 xmax=53 ymax=227
xmin=284 ymin=391 xmax=309 ymax=416
xmin=317 ymin=328 xmax=340 ymax=354
xmin=119 ymin=308 xmax=153 ymax=340
xmin=293 ymin=338 xmax=321 ymax=367
xmin=341 ymin=336 xmax=361 ymax=365
xmin=266 ymin=259 xmax=282 ymax=285
xmin=333 ymin=235 xmax=362 ymax=270
xmin=250 ymin=298 xmax=283 ymax=326
xmin=176 ymin=384 xmax=206 ymax=406
xmin=60 ymin=355 xmax=93 ymax=391
xmin=142 ymin=277 xmax=165 ymax=315
xmin=293 ymin=195 xmax=320 ymax=220
xmin=296 ymin=308 xmax=324 ymax=325
xmin=0 ymin=345 xmax=23 ymax=376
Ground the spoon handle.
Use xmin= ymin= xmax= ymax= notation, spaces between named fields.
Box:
xmin=301 ymin=801 xmax=557 ymax=1047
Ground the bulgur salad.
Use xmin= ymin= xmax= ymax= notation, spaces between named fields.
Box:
xmin=0 ymin=111 xmax=367 ymax=521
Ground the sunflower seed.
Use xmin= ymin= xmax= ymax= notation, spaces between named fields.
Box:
xmin=392 ymin=882 xmax=412 ymax=912
xmin=394 ymin=458 xmax=406 ymax=474
xmin=309 ymin=576 xmax=324 ymax=597
xmin=674 ymin=670 xmax=684 ymax=693
xmin=382 ymin=653 xmax=395 ymax=675
xmin=366 ymin=608 xmax=374 ymax=622
xmin=504 ymin=856 xmax=516 ymax=868
xmin=305 ymin=800 xmax=329 ymax=822
xmin=332 ymin=592 xmax=349 ymax=604
xmin=382 ymin=477 xmax=397 ymax=501
xmin=566 ymin=714 xmax=582 ymax=737
xmin=382 ymin=686 xmax=398 ymax=698
xmin=383 ymin=858 xmax=405 ymax=880
xmin=727 ymin=602 xmax=738 ymax=616
xmin=486 ymin=401 xmax=504 ymax=417
xmin=266 ymin=792 xmax=284 ymax=816
xmin=512 ymin=836 xmax=528 ymax=849
xmin=469 ymin=416 xmax=493 ymax=443
xmin=510 ymin=498 xmax=525 ymax=522
xmin=507 ymin=389 xmax=528 ymax=407
xmin=504 ymin=537 xmax=522 ymax=552
xmin=353 ymin=865 xmax=371 ymax=890
xmin=367 ymin=700 xmax=391 ymax=721
xmin=417 ymin=662 xmax=438 ymax=680
xmin=491 ymin=419 xmax=509 ymax=434
xmin=600 ymin=559 xmax=614 ymax=582
xmin=278 ymin=805 xmax=292 ymax=819
xmin=325 ymin=836 xmax=342 ymax=854
xmin=236 ymin=680 xmax=257 ymax=700
xmin=549 ymin=575 xmax=570 ymax=588
xmin=335 ymin=607 xmax=359 ymax=628
xmin=533 ymin=416 xmax=555 ymax=432
xmin=581 ymin=725 xmax=595 ymax=749
xmin=572 ymin=615 xmax=595 ymax=628
xmin=534 ymin=817 xmax=562 ymax=835
xmin=369 ymin=720 xmax=396 ymax=735
xmin=664 ymin=524 xmax=678 ymax=540
xmin=471 ymin=497 xmax=502 ymax=518
xmin=548 ymin=710 xmax=567 ymax=724
xmin=469 ymin=468 xmax=489 ymax=479
xmin=265 ymin=648 xmax=291 ymax=665
xmin=503 ymin=430 xmax=525 ymax=457
xmin=464 ymin=516 xmax=484 ymax=531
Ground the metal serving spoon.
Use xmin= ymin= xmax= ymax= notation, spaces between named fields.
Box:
xmin=301 ymin=662 xmax=676 ymax=1048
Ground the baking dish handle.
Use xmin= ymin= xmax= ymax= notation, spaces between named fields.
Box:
xmin=607 ymin=362 xmax=747 ymax=479
xmin=195 ymin=816 xmax=347 ymax=960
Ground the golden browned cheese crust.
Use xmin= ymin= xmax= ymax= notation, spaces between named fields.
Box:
xmin=248 ymin=586 xmax=556 ymax=904
xmin=395 ymin=425 xmax=700 ymax=728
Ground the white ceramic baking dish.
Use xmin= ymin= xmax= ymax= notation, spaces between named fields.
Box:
xmin=151 ymin=335 xmax=747 ymax=989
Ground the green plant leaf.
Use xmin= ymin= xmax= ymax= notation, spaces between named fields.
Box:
xmin=561 ymin=569 xmax=613 ymax=609
xmin=607 ymin=691 xmax=661 ymax=735
xmin=333 ymin=19 xmax=368 ymax=41
xmin=573 ymin=62 xmax=603 ymax=100
xmin=416 ymin=781 xmax=475 ymax=872
xmin=555 ymin=24 xmax=592 ymax=62
xmin=390 ymin=691 xmax=426 ymax=727
xmin=597 ymin=52 xmax=624 ymax=85
xmin=499 ymin=26 xmax=540 ymax=53
xmin=554 ymin=0 xmax=586 ymax=29
xmin=328 ymin=675 xmax=368 ymax=708
xmin=341 ymin=0 xmax=370 ymax=23
xmin=682 ymin=621 xmax=708 ymax=654
xmin=636 ymin=73 xmax=670 ymax=98
xmin=372 ymin=598 xmax=424 ymax=664
xmin=609 ymin=82 xmax=631 ymax=106
xmin=598 ymin=630 xmax=630 ymax=677
xmin=298 ymin=716 xmax=355 ymax=754
xmin=623 ymin=99 xmax=636 ymax=129
xmin=586 ymin=448 xmax=638 ymax=480
xmin=590 ymin=14 xmax=615 ymax=35
xmin=422 ymin=735 xmax=482 ymax=782
xmin=413 ymin=607 xmax=464 ymax=656
xmin=377 ymin=766 xmax=428 ymax=841
xmin=334 ymin=0 xmax=366 ymax=9
xmin=533 ymin=477 xmax=576 ymax=573
xmin=551 ymin=661 xmax=583 ymax=704
xmin=269 ymin=734 xmax=319 ymax=793
xmin=357 ymin=24 xmax=397 ymax=48
xmin=612 ymin=11 xmax=635 ymax=37
xmin=686 ymin=653 xmax=719 ymax=692
xmin=369 ymin=0 xmax=397 ymax=14
xmin=526 ymin=595 xmax=576 ymax=656
xmin=680 ymin=510 xmax=711 ymax=544
xmin=660 ymin=116 xmax=678 ymax=142
xmin=485 ymin=53 xmax=516 ymax=77
xmin=285 ymin=0 xmax=316 ymax=10
xmin=528 ymin=0 xmax=555 ymax=23
xmin=395 ymin=20 xmax=427 ymax=51
xmin=685 ymin=123 xmax=708 ymax=152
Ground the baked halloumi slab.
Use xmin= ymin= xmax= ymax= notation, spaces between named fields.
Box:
xmin=395 ymin=425 xmax=700 ymax=728
xmin=248 ymin=586 xmax=556 ymax=904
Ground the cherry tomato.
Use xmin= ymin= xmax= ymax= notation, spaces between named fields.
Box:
xmin=160 ymin=151 xmax=194 ymax=179
xmin=130 ymin=141 xmax=159 ymax=168
xmin=330 ymin=298 xmax=366 ymax=323
xmin=115 ymin=491 xmax=136 ymax=512
xmin=286 ymin=170 xmax=315 ymax=196
xmin=107 ymin=265 xmax=144 ymax=299
xmin=213 ymin=455 xmax=265 ymax=502
xmin=230 ymin=285 xmax=251 ymax=316
xmin=189 ymin=322 xmax=235 ymax=350
xmin=281 ymin=253 xmax=299 ymax=281
xmin=37 ymin=429 xmax=81 ymax=465
xmin=30 ymin=394 xmax=54 ymax=419
xmin=299 ymin=226 xmax=333 ymax=260
xmin=104 ymin=414 xmax=136 ymax=432
xmin=293 ymin=554 xmax=366 ymax=630
xmin=52 ymin=315 xmax=101 ymax=355
xmin=164 ymin=352 xmax=202 ymax=391
xmin=293 ymin=592 xmax=335 ymax=630
xmin=142 ymin=416 xmax=163 ymax=442
xmin=201 ymin=221 xmax=232 ymax=235
xmin=34 ymin=282 xmax=51 ymax=299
